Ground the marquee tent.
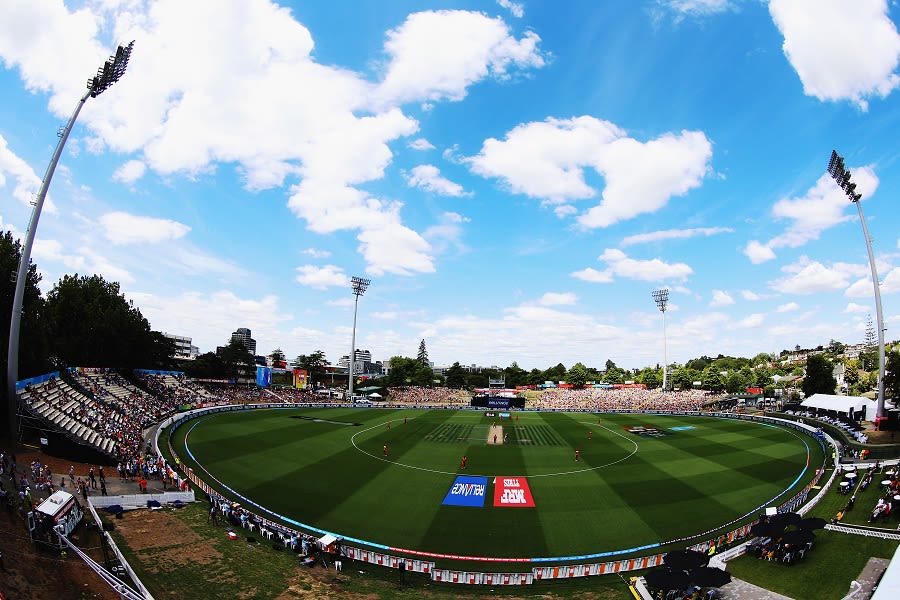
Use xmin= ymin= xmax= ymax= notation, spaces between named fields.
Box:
xmin=800 ymin=394 xmax=876 ymax=421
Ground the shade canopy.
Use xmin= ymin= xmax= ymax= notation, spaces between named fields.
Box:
xmin=801 ymin=393 xmax=876 ymax=420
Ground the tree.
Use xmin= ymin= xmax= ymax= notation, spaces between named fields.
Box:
xmin=753 ymin=366 xmax=773 ymax=388
xmin=219 ymin=339 xmax=256 ymax=381
xmin=701 ymin=366 xmax=724 ymax=392
xmin=1 ymin=230 xmax=49 ymax=391
xmin=826 ymin=339 xmax=846 ymax=357
xmin=883 ymin=352 xmax=900 ymax=403
xmin=671 ymin=367 xmax=695 ymax=390
xmin=417 ymin=339 xmax=429 ymax=366
xmin=387 ymin=356 xmax=432 ymax=387
xmin=294 ymin=350 xmax=328 ymax=386
xmin=544 ymin=363 xmax=566 ymax=383
xmin=686 ymin=357 xmax=711 ymax=372
xmin=859 ymin=350 xmax=878 ymax=372
xmin=636 ymin=367 xmax=661 ymax=389
xmin=751 ymin=352 xmax=772 ymax=367
xmin=445 ymin=362 xmax=466 ymax=388
xmin=183 ymin=352 xmax=227 ymax=379
xmin=504 ymin=362 xmax=527 ymax=388
xmin=269 ymin=348 xmax=286 ymax=366
xmin=566 ymin=363 xmax=589 ymax=387
xmin=801 ymin=354 xmax=837 ymax=397
xmin=864 ymin=316 xmax=876 ymax=349
xmin=44 ymin=273 xmax=168 ymax=369
xmin=843 ymin=358 xmax=861 ymax=388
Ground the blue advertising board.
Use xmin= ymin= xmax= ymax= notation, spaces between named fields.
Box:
xmin=442 ymin=476 xmax=488 ymax=507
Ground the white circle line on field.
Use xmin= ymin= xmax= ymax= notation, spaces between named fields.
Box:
xmin=349 ymin=417 xmax=639 ymax=478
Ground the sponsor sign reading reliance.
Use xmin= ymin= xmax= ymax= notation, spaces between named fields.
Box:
xmin=493 ymin=477 xmax=536 ymax=507
xmin=442 ymin=476 xmax=488 ymax=507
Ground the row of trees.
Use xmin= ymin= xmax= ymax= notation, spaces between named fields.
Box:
xmin=4 ymin=226 xmax=898 ymax=406
xmin=1 ymin=232 xmax=176 ymax=395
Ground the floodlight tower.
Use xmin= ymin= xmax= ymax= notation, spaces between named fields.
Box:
xmin=827 ymin=150 xmax=886 ymax=421
xmin=6 ymin=42 xmax=135 ymax=440
xmin=347 ymin=276 xmax=371 ymax=400
xmin=652 ymin=289 xmax=670 ymax=392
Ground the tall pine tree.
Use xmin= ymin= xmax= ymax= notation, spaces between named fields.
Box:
xmin=417 ymin=339 xmax=429 ymax=366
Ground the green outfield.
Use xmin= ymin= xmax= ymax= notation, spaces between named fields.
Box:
xmin=171 ymin=408 xmax=825 ymax=563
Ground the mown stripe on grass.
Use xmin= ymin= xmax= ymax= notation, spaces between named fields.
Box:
xmin=416 ymin=427 xmax=551 ymax=558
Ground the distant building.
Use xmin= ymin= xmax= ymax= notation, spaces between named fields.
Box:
xmin=339 ymin=349 xmax=377 ymax=376
xmin=230 ymin=327 xmax=256 ymax=355
xmin=163 ymin=332 xmax=194 ymax=360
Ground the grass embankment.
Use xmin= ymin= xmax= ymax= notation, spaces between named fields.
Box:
xmin=108 ymin=502 xmax=629 ymax=599
xmin=726 ymin=467 xmax=900 ymax=600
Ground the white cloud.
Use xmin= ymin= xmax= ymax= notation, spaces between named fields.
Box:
xmin=741 ymin=290 xmax=761 ymax=301
xmin=848 ymin=267 xmax=900 ymax=297
xmin=0 ymin=133 xmax=55 ymax=213
xmin=98 ymin=211 xmax=191 ymax=245
xmin=743 ymin=240 xmax=777 ymax=264
xmin=845 ymin=277 xmax=873 ymax=298
xmin=769 ymin=0 xmax=900 ymax=110
xmin=538 ymin=292 xmax=577 ymax=306
xmin=497 ymin=0 xmax=525 ymax=19
xmin=571 ymin=267 xmax=614 ymax=284
xmin=710 ymin=289 xmax=735 ymax=307
xmin=423 ymin=211 xmax=470 ymax=255
xmin=776 ymin=302 xmax=800 ymax=312
xmin=554 ymin=205 xmax=578 ymax=218
xmin=844 ymin=302 xmax=869 ymax=314
xmin=301 ymin=248 xmax=331 ymax=259
xmin=734 ymin=313 xmax=765 ymax=329
xmin=621 ymin=226 xmax=732 ymax=246
xmin=883 ymin=268 xmax=900 ymax=294
xmin=32 ymin=238 xmax=134 ymax=284
xmin=374 ymin=10 xmax=544 ymax=106
xmin=405 ymin=164 xmax=469 ymax=196
xmin=745 ymin=167 xmax=879 ymax=262
xmin=408 ymin=138 xmax=435 ymax=151
xmin=771 ymin=257 xmax=865 ymax=295
xmin=372 ymin=311 xmax=400 ymax=320
xmin=657 ymin=0 xmax=734 ymax=15
xmin=467 ymin=116 xmax=712 ymax=228
xmin=0 ymin=3 xmax=546 ymax=277
xmin=326 ymin=297 xmax=354 ymax=308
xmin=128 ymin=289 xmax=293 ymax=355
xmin=112 ymin=159 xmax=146 ymax=184
xmin=295 ymin=264 xmax=348 ymax=290
xmin=601 ymin=248 xmax=693 ymax=281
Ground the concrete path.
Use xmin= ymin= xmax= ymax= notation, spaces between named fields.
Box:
xmin=718 ymin=577 xmax=794 ymax=600
xmin=853 ymin=557 xmax=889 ymax=600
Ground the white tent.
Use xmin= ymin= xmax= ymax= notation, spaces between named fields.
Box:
xmin=801 ymin=394 xmax=876 ymax=420
xmin=368 ymin=392 xmax=382 ymax=398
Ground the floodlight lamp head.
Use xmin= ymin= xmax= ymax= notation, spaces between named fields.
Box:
xmin=87 ymin=41 xmax=134 ymax=98
xmin=827 ymin=150 xmax=844 ymax=179
xmin=651 ymin=288 xmax=669 ymax=312
xmin=350 ymin=276 xmax=371 ymax=297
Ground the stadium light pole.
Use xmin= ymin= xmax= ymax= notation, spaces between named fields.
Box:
xmin=652 ymin=289 xmax=669 ymax=392
xmin=5 ymin=42 xmax=134 ymax=441
xmin=347 ymin=276 xmax=370 ymax=400
xmin=827 ymin=150 xmax=886 ymax=421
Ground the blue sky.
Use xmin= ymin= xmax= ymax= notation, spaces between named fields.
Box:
xmin=1 ymin=0 xmax=899 ymax=371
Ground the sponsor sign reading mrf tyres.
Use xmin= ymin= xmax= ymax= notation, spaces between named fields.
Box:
xmin=493 ymin=477 xmax=535 ymax=507
xmin=442 ymin=476 xmax=488 ymax=507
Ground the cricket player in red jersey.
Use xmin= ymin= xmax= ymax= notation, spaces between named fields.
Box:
xmin=575 ymin=448 xmax=580 ymax=462
xmin=383 ymin=444 xmax=388 ymax=456
xmin=588 ymin=430 xmax=593 ymax=440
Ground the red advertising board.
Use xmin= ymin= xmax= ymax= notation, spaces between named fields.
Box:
xmin=492 ymin=477 xmax=535 ymax=507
